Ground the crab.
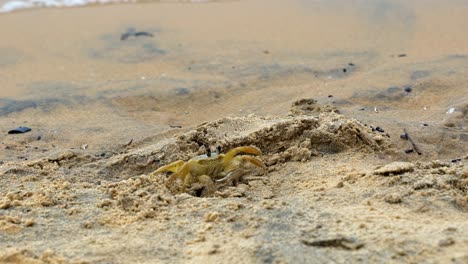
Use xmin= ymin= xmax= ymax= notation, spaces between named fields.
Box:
xmin=150 ymin=146 xmax=267 ymax=196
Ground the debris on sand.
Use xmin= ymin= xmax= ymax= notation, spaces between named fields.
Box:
xmin=374 ymin=161 xmax=415 ymax=176
xmin=7 ymin=126 xmax=31 ymax=134
xmin=400 ymin=128 xmax=422 ymax=155
xmin=121 ymin=30 xmax=154 ymax=41
xmin=301 ymin=236 xmax=364 ymax=250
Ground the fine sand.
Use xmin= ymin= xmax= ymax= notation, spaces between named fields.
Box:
xmin=0 ymin=0 xmax=467 ymax=263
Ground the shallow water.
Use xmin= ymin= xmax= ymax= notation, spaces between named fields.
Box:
xmin=0 ymin=0 xmax=467 ymax=160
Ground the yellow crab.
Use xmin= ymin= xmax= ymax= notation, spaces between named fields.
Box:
xmin=150 ymin=146 xmax=267 ymax=196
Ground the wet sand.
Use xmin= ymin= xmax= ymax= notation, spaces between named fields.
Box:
xmin=0 ymin=0 xmax=467 ymax=263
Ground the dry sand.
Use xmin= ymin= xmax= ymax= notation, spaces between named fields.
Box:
xmin=0 ymin=0 xmax=467 ymax=263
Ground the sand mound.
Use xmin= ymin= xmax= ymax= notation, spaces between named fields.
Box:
xmin=0 ymin=249 xmax=65 ymax=264
xmin=372 ymin=159 xmax=468 ymax=211
xmin=103 ymin=99 xmax=391 ymax=178
xmin=1 ymin=99 xmax=391 ymax=200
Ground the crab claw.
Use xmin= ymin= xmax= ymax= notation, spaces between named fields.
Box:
xmin=240 ymin=156 xmax=267 ymax=174
xmin=223 ymin=146 xmax=262 ymax=167
xmin=217 ymin=155 xmax=267 ymax=184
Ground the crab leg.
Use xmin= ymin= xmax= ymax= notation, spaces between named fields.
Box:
xmin=150 ymin=160 xmax=185 ymax=179
xmin=216 ymin=169 xmax=244 ymax=183
xmin=168 ymin=162 xmax=191 ymax=185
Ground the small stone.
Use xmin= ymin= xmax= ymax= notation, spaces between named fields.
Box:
xmin=25 ymin=219 xmax=35 ymax=227
xmin=204 ymin=212 xmax=220 ymax=222
xmin=262 ymin=200 xmax=275 ymax=209
xmin=445 ymin=227 xmax=457 ymax=232
xmin=375 ymin=127 xmax=385 ymax=133
xmin=8 ymin=126 xmax=32 ymax=134
xmin=83 ymin=221 xmax=93 ymax=229
xmin=301 ymin=236 xmax=364 ymax=250
xmin=413 ymin=179 xmax=433 ymax=190
xmin=336 ymin=181 xmax=344 ymax=188
xmin=384 ymin=193 xmax=402 ymax=204
xmin=438 ymin=238 xmax=455 ymax=247
xmin=208 ymin=244 xmax=220 ymax=255
xmin=374 ymin=162 xmax=415 ymax=176
xmin=0 ymin=201 xmax=11 ymax=209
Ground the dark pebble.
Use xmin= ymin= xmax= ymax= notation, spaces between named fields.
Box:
xmin=342 ymin=68 xmax=347 ymax=73
xmin=374 ymin=127 xmax=385 ymax=133
xmin=405 ymin=149 xmax=414 ymax=153
xmin=121 ymin=31 xmax=153 ymax=40
xmin=423 ymin=123 xmax=428 ymax=126
xmin=398 ymin=54 xmax=407 ymax=57
xmin=404 ymin=86 xmax=412 ymax=93
xmin=348 ymin=63 xmax=355 ymax=66
xmin=37 ymin=136 xmax=42 ymax=140
xmin=451 ymin=158 xmax=462 ymax=163
xmin=8 ymin=126 xmax=32 ymax=134
xmin=120 ymin=32 xmax=132 ymax=40
xmin=328 ymin=95 xmax=333 ymax=98
xmin=134 ymin=31 xmax=153 ymax=37
xmin=120 ymin=31 xmax=153 ymax=40
xmin=174 ymin=87 xmax=190 ymax=95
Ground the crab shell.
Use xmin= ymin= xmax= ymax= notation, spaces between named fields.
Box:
xmin=150 ymin=146 xmax=267 ymax=193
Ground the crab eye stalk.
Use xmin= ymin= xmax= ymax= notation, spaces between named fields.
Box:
xmin=205 ymin=145 xmax=211 ymax=157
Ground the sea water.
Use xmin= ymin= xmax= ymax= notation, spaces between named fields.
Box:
xmin=0 ymin=0 xmax=215 ymax=13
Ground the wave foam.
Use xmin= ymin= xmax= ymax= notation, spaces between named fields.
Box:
xmin=1 ymin=0 xmax=217 ymax=13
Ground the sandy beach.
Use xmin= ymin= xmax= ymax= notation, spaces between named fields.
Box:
xmin=0 ymin=0 xmax=467 ymax=263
